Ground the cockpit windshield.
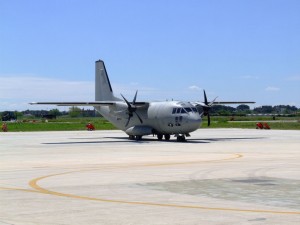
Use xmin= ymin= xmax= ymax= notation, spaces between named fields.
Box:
xmin=172 ymin=107 xmax=198 ymax=114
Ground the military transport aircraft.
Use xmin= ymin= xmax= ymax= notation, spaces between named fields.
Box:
xmin=31 ymin=60 xmax=255 ymax=142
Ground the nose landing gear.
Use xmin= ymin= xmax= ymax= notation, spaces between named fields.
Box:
xmin=176 ymin=135 xmax=186 ymax=142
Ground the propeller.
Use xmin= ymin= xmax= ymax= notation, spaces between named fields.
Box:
xmin=121 ymin=91 xmax=143 ymax=127
xmin=201 ymin=90 xmax=217 ymax=126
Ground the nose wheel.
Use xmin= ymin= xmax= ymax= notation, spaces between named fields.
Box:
xmin=176 ymin=135 xmax=186 ymax=142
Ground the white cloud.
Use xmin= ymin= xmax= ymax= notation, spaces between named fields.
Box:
xmin=0 ymin=76 xmax=93 ymax=100
xmin=0 ymin=75 xmax=94 ymax=110
xmin=0 ymin=75 xmax=165 ymax=110
xmin=265 ymin=86 xmax=280 ymax=92
xmin=188 ymin=85 xmax=201 ymax=91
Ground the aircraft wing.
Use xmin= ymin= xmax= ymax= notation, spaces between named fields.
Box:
xmin=211 ymin=101 xmax=255 ymax=105
xmin=30 ymin=101 xmax=115 ymax=106
xmin=29 ymin=101 xmax=148 ymax=106
xmin=192 ymin=101 xmax=255 ymax=107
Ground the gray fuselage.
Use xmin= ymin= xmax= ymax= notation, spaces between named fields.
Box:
xmin=95 ymin=101 xmax=202 ymax=136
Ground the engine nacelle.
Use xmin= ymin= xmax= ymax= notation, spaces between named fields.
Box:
xmin=125 ymin=126 xmax=153 ymax=136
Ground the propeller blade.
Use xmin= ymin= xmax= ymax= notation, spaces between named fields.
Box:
xmin=121 ymin=94 xmax=131 ymax=109
xmin=133 ymin=90 xmax=138 ymax=104
xmin=202 ymin=90 xmax=214 ymax=126
xmin=209 ymin=96 xmax=218 ymax=106
xmin=204 ymin=90 xmax=208 ymax=105
xmin=121 ymin=91 xmax=143 ymax=126
xmin=125 ymin=116 xmax=131 ymax=127
xmin=134 ymin=112 xmax=143 ymax=124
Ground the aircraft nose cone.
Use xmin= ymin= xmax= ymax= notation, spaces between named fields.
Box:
xmin=183 ymin=113 xmax=202 ymax=132
xmin=191 ymin=114 xmax=202 ymax=126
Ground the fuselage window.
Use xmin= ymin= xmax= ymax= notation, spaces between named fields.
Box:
xmin=192 ymin=107 xmax=198 ymax=113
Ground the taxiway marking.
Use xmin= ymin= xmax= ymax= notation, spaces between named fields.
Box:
xmin=2 ymin=153 xmax=300 ymax=215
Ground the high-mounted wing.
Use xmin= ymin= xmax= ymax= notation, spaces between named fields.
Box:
xmin=192 ymin=101 xmax=256 ymax=106
xmin=29 ymin=101 xmax=148 ymax=106
xmin=30 ymin=101 xmax=115 ymax=106
xmin=190 ymin=90 xmax=255 ymax=126
xmin=210 ymin=101 xmax=255 ymax=105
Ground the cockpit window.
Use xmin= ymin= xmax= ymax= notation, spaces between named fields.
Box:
xmin=172 ymin=107 xmax=197 ymax=114
xmin=181 ymin=108 xmax=187 ymax=113
xmin=184 ymin=107 xmax=192 ymax=113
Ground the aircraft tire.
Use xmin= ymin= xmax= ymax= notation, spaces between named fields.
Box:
xmin=177 ymin=135 xmax=186 ymax=142
xmin=164 ymin=134 xmax=170 ymax=141
xmin=135 ymin=135 xmax=142 ymax=141
xmin=129 ymin=135 xmax=135 ymax=140
xmin=157 ymin=134 xmax=163 ymax=140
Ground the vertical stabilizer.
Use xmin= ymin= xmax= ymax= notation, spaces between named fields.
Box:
xmin=95 ymin=60 xmax=119 ymax=101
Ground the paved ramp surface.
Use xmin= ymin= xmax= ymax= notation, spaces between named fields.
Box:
xmin=0 ymin=129 xmax=300 ymax=225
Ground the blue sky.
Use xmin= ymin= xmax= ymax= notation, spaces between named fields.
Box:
xmin=1 ymin=0 xmax=300 ymax=110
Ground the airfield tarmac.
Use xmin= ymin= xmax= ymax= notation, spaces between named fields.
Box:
xmin=0 ymin=129 xmax=299 ymax=225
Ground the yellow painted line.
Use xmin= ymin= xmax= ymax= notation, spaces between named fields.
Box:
xmin=0 ymin=186 xmax=40 ymax=193
xmin=26 ymin=182 xmax=300 ymax=215
xmin=26 ymin=153 xmax=300 ymax=215
xmin=3 ymin=154 xmax=238 ymax=194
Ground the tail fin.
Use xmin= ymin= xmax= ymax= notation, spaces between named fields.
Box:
xmin=95 ymin=60 xmax=120 ymax=101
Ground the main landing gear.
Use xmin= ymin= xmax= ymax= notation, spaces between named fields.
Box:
xmin=129 ymin=133 xmax=188 ymax=142
xmin=156 ymin=133 xmax=186 ymax=142
xmin=129 ymin=135 xmax=142 ymax=141
xmin=157 ymin=134 xmax=171 ymax=141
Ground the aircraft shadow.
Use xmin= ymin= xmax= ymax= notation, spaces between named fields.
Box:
xmin=187 ymin=137 xmax=265 ymax=144
xmin=43 ymin=136 xmax=265 ymax=145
